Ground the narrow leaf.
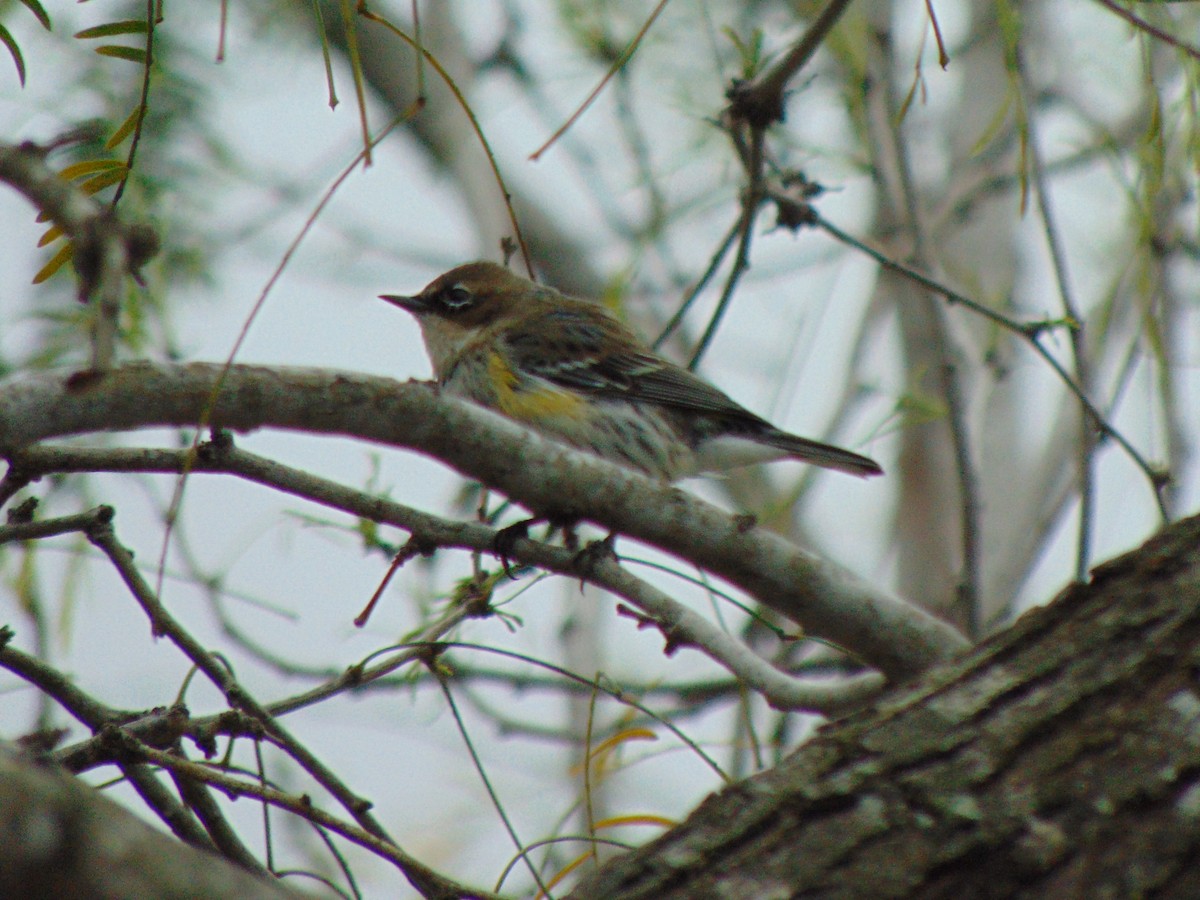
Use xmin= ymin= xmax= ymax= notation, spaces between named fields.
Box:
xmin=94 ymin=45 xmax=147 ymax=64
xmin=105 ymin=106 xmax=143 ymax=150
xmin=33 ymin=242 xmax=74 ymax=284
xmin=58 ymin=159 xmax=126 ymax=180
xmin=37 ymin=224 xmax=64 ymax=247
xmin=587 ymin=728 xmax=658 ymax=761
xmin=0 ymin=25 xmax=27 ymax=86
xmin=593 ymin=814 xmax=676 ymax=830
xmin=78 ymin=168 xmax=128 ymax=195
xmin=19 ymin=0 xmax=52 ymax=30
xmin=75 ymin=20 xmax=148 ymax=39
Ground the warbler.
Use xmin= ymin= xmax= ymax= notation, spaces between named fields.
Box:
xmin=381 ymin=262 xmax=882 ymax=482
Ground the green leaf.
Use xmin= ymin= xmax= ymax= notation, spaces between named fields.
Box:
xmin=94 ymin=45 xmax=147 ymax=64
xmin=896 ymin=389 xmax=949 ymax=426
xmin=57 ymin=159 xmax=127 ymax=180
xmin=20 ymin=0 xmax=52 ymax=30
xmin=33 ymin=242 xmax=74 ymax=284
xmin=722 ymin=26 xmax=765 ymax=79
xmin=0 ymin=25 xmax=27 ymax=86
xmin=105 ymin=106 xmax=144 ymax=150
xmin=37 ymin=223 xmax=63 ymax=247
xmin=75 ymin=20 xmax=148 ymax=40
xmin=78 ymin=168 xmax=128 ymax=195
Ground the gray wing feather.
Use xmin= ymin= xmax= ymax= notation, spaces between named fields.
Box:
xmin=504 ymin=306 xmax=883 ymax=477
xmin=504 ymin=308 xmax=765 ymax=423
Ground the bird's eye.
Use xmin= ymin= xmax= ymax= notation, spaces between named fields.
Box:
xmin=442 ymin=284 xmax=474 ymax=310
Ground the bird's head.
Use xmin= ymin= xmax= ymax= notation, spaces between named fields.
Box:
xmin=381 ymin=261 xmax=547 ymax=375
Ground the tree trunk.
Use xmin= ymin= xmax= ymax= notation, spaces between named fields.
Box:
xmin=569 ymin=513 xmax=1200 ymax=898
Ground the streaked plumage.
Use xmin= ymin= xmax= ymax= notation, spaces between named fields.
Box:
xmin=381 ymin=262 xmax=883 ymax=482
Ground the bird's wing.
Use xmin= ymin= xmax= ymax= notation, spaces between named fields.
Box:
xmin=503 ymin=307 xmax=765 ymax=423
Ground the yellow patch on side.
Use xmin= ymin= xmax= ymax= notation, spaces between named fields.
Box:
xmin=488 ymin=352 xmax=586 ymax=422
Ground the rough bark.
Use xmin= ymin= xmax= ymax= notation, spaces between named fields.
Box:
xmin=0 ymin=745 xmax=307 ymax=900
xmin=569 ymin=512 xmax=1200 ymax=898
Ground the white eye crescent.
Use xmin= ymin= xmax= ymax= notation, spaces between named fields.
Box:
xmin=443 ymin=284 xmax=473 ymax=309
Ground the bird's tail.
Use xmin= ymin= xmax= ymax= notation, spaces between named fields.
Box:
xmin=758 ymin=428 xmax=883 ymax=478
xmin=693 ymin=427 xmax=883 ymax=477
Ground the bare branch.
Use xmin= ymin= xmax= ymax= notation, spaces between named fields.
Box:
xmin=0 ymin=362 xmax=969 ymax=680
xmin=9 ymin=442 xmax=884 ymax=714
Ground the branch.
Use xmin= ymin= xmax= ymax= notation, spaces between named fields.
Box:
xmin=0 ymin=744 xmax=305 ymax=900
xmin=725 ymin=0 xmax=856 ymax=128
xmin=8 ymin=442 xmax=884 ymax=714
xmin=0 ymin=362 xmax=969 ymax=680
xmin=78 ymin=510 xmax=475 ymax=898
xmin=120 ymin=737 xmax=505 ymax=899
xmin=0 ymin=140 xmax=158 ymax=369
xmin=809 ymin=212 xmax=1169 ymax=520
xmin=567 ymin=511 xmax=1200 ymax=897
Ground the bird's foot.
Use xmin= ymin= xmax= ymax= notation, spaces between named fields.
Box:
xmin=493 ymin=518 xmax=535 ymax=579
xmin=573 ymin=531 xmax=619 ymax=579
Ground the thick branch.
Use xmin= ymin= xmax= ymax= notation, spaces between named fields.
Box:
xmin=569 ymin=512 xmax=1200 ymax=897
xmin=0 ymin=745 xmax=305 ymax=900
xmin=0 ymin=362 xmax=967 ymax=680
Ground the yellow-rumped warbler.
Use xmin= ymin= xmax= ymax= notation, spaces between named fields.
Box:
xmin=381 ymin=261 xmax=882 ymax=482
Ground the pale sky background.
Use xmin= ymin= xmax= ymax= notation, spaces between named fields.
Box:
xmin=1 ymin=1 xmax=1197 ymax=896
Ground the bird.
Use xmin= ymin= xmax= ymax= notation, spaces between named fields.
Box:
xmin=380 ymin=261 xmax=882 ymax=483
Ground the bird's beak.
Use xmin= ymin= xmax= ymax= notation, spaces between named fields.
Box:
xmin=379 ymin=293 xmax=431 ymax=315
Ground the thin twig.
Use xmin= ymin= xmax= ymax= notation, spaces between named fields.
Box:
xmin=1018 ymin=50 xmax=1096 ymax=580
xmin=81 ymin=511 xmax=477 ymax=899
xmin=527 ymin=0 xmax=673 ymax=162
xmin=652 ymin=216 xmax=742 ymax=350
xmin=120 ymin=760 xmax=218 ymax=851
xmin=0 ymin=623 xmax=129 ymax=729
xmin=0 ymin=507 xmax=113 ymax=545
xmin=1090 ymin=0 xmax=1200 ymax=63
xmin=725 ymin=0 xmax=857 ymax=127
xmin=13 ymin=440 xmax=883 ymax=714
xmin=688 ymin=129 xmax=765 ymax=369
xmin=109 ymin=0 xmax=156 ymax=209
xmin=123 ymin=736 xmax=501 ymax=899
xmin=812 ymin=214 xmax=1169 ymax=520
xmin=434 ymin=673 xmax=551 ymax=897
xmin=171 ymin=750 xmax=273 ymax=874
